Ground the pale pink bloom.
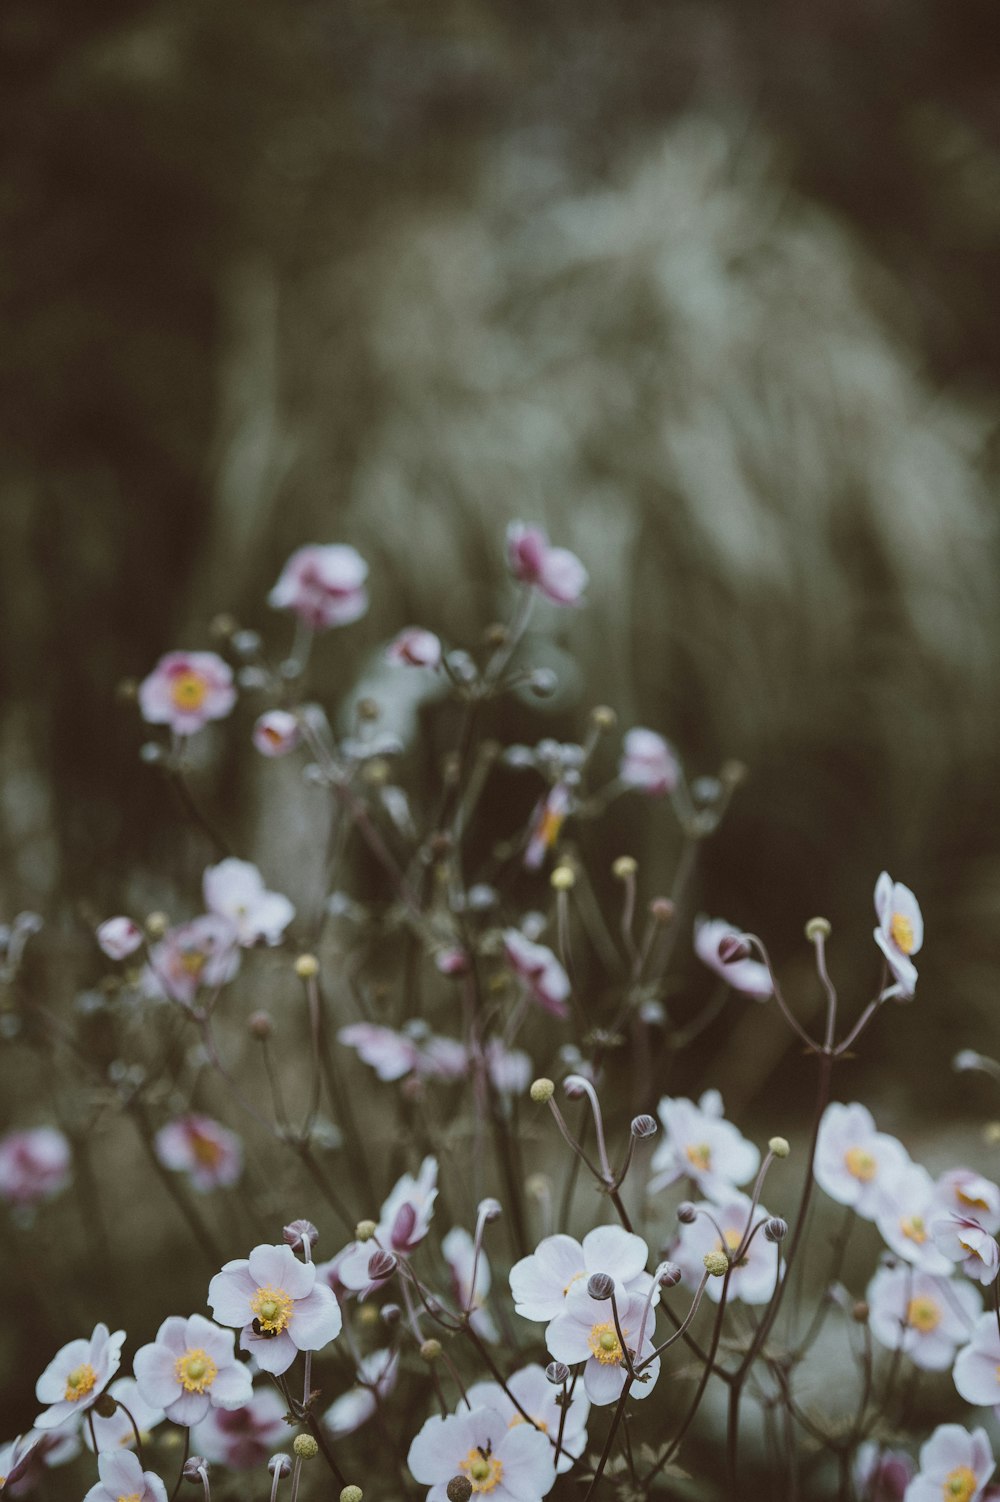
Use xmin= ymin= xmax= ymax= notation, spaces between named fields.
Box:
xmin=82 ymin=1451 xmax=167 ymax=1502
xmin=337 ymin=1024 xmax=466 ymax=1084
xmin=546 ymin=1288 xmax=659 ymax=1406
xmin=434 ymin=947 xmax=470 ymax=977
xmin=853 ymin=1442 xmax=915 ymax=1502
xmin=874 ymin=871 xmax=923 ymax=998
xmin=139 ymin=652 xmax=236 ymax=738
xmin=442 ymin=1227 xmax=498 ymax=1342
xmin=524 ymin=784 xmax=572 ymax=871
xmin=323 ymin=1349 xmax=399 ymax=1438
xmin=867 ymin=1265 xmax=979 ymax=1369
xmin=134 ymin=1315 xmax=252 ymax=1428
xmin=4 ymin=1427 xmax=80 ymax=1495
xmin=154 ymin=1115 xmax=243 ymax=1194
xmin=954 ymin=1312 xmax=1000 ymax=1410
xmin=83 ymin=1378 xmax=164 ymax=1454
xmin=933 ymin=1170 xmax=1000 ymax=1235
xmin=96 ymin=918 xmax=143 ymax=961
xmin=874 ymin=1162 xmax=954 ymax=1275
xmin=252 ymin=710 xmax=301 ymax=759
xmin=338 ymin=1158 xmax=438 ymax=1293
xmin=409 ymin=1405 xmax=555 ymax=1502
xmin=649 ymin=1093 xmax=760 ymax=1202
xmin=146 ymin=916 xmax=240 ymax=1006
xmin=190 ymin=1387 xmax=288 ymax=1470
xmin=694 ymin=917 xmax=772 ymax=1000
xmin=0 ymin=1128 xmax=72 ymax=1207
xmin=0 ymin=1435 xmax=40 ymax=1495
xmin=208 ymin=1243 xmax=342 ymax=1377
xmin=510 ymin=1226 xmax=651 ymax=1323
xmin=903 ymin=1424 xmax=993 ymax=1502
xmin=34 ymin=1324 xmax=126 ymax=1431
xmin=484 ymin=1039 xmax=532 ymax=1097
xmin=203 ymin=859 xmax=294 ymax=947
xmin=931 ymin=1214 xmax=1000 ymax=1285
xmin=618 ymin=729 xmax=680 ymax=796
xmin=502 ymin=930 xmax=570 ymax=1019
xmin=506 ymin=523 xmax=588 ymax=607
xmin=814 ymin=1103 xmax=910 ymax=1221
xmin=466 ymin=1364 xmax=590 ymax=1475
xmin=671 ymin=1196 xmax=781 ymax=1305
xmin=386 ymin=628 xmax=442 ymax=669
xmin=269 ymin=545 xmax=368 ymax=630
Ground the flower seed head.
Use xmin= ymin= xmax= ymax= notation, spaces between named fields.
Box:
xmin=294 ymin=954 xmax=319 ymax=979
xmin=587 ymin=1272 xmax=615 ymax=1301
xmin=590 ymin=705 xmax=617 ymax=730
xmin=447 ymin=1478 xmax=474 ymax=1502
xmin=550 ymin=865 xmax=576 ymax=891
xmin=764 ymin=1217 xmax=788 ymax=1243
xmin=677 ymin=1201 xmax=697 ymax=1225
xmin=804 ymin=916 xmax=831 ymax=942
xmin=545 ymin=1361 xmax=571 ymax=1385
xmin=355 ymin=1219 xmax=377 ymax=1242
xmin=768 ymin=1136 xmax=790 ymax=1159
xmin=612 ymin=855 xmax=637 ymax=880
xmin=720 ymin=759 xmax=747 ymax=787
xmin=530 ymin=1078 xmax=555 ymax=1104
xmin=985 ymin=1122 xmax=1000 ymax=1147
xmin=341 ymin=1488 xmax=364 ymax=1502
xmin=293 ymin=1435 xmax=319 ymax=1460
xmin=145 ymin=911 xmax=169 ymax=939
xmin=631 ymin=1114 xmax=658 ymax=1139
xmin=420 ymin=1339 xmax=442 ymax=1363
xmin=704 ymin=1250 xmax=730 ymax=1277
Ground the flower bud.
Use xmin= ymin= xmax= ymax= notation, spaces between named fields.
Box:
xmin=768 ymin=1136 xmax=790 ymax=1159
xmin=658 ymin=1262 xmax=683 ymax=1288
xmin=268 ymin=1456 xmax=292 ymax=1478
xmin=718 ymin=933 xmax=751 ymax=964
xmin=631 ymin=1114 xmax=658 ymax=1139
xmin=587 ymin=1272 xmax=615 ymax=1301
xmin=649 ymin=897 xmax=674 ymax=925
xmin=253 ymin=710 xmax=301 ymax=758
xmin=954 ymin=1050 xmax=986 ymax=1072
xmin=526 ymin=1173 xmax=551 ymax=1199
xmin=293 ymin=1435 xmax=318 ymax=1460
xmin=341 ymin=1489 xmax=364 ymax=1502
xmin=550 ymin=865 xmax=576 ymax=891
xmin=447 ymin=1479 xmax=474 ymax=1502
xmin=530 ymin=1078 xmax=555 ymax=1104
xmin=612 ymin=856 xmax=637 ymax=880
xmin=94 ymin=1393 xmax=118 ymax=1419
xmin=283 ymin=1219 xmax=319 ymax=1253
xmin=247 ymin=1010 xmax=273 ymax=1040
xmin=676 ymin=1201 xmax=697 ymax=1224
xmin=145 ymin=911 xmax=169 ymax=939
xmin=545 ymin=1361 xmax=571 ymax=1385
xmin=562 ymin=1076 xmax=586 ymax=1100
xmin=764 ymin=1217 xmax=788 ymax=1243
xmin=355 ymin=1219 xmax=377 ymax=1242
xmin=294 ymin=954 xmax=319 ymax=979
xmin=528 ymin=668 xmax=558 ymax=698
xmin=183 ymin=1457 xmax=209 ymax=1482
xmin=367 ymin=1249 xmax=396 ymax=1281
xmin=478 ymin=1197 xmax=503 ymax=1223
xmin=804 ymin=916 xmax=831 ymax=942
xmin=704 ymin=1251 xmax=729 ymax=1277
xmin=358 ymin=1304 xmax=380 ymax=1327
xmin=231 ymin=629 xmax=262 ymax=656
xmin=380 ymin=1303 xmax=402 ymax=1326
xmin=590 ymin=705 xmax=617 ymax=730
xmin=852 ymin=1301 xmax=870 ymax=1324
xmin=420 ymin=1339 xmax=443 ymax=1363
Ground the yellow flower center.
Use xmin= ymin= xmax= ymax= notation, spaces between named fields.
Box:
xmin=508 ymin=1414 xmax=548 ymax=1433
xmin=174 ymin=1347 xmax=218 ymax=1393
xmin=588 ymin=1321 xmax=626 ymax=1365
xmin=250 ymin=1284 xmax=293 ymax=1334
xmin=958 ymin=1188 xmax=990 ymax=1212
xmin=900 ymin=1214 xmax=927 ymax=1244
xmin=117 ymin=1493 xmax=142 ymax=1502
xmin=562 ymin=1270 xmax=585 ymax=1297
xmin=460 ymin=1448 xmax=504 ymax=1494
xmin=943 ymin=1466 xmax=978 ymax=1501
xmin=890 ymin=912 xmax=915 ymax=954
xmin=844 ymin=1146 xmax=877 ymax=1182
xmin=685 ymin=1143 xmax=712 ymax=1172
xmin=170 ymin=671 xmax=209 ymax=711
xmin=64 ymin=1363 xmax=98 ymax=1402
xmin=537 ymin=807 xmax=565 ymax=848
xmin=189 ymin=1132 xmax=224 ymax=1168
xmin=177 ymin=947 xmax=207 ymax=977
xmin=906 ymin=1296 xmax=941 ymax=1334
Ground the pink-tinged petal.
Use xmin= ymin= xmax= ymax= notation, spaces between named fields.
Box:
xmin=537 ymin=546 xmax=588 ymax=605
xmin=289 ymin=1285 xmax=343 ymax=1352
xmin=584 ymin=1358 xmax=626 ymax=1407
xmin=248 ymin=1244 xmax=315 ymax=1299
xmin=208 ymin=1263 xmax=256 ymax=1326
xmin=206 ymin=1364 xmax=254 ymax=1410
xmin=239 ymin=1327 xmax=297 ymax=1376
xmin=164 ymin=1389 xmax=211 ymax=1427
xmin=133 ymin=1344 xmax=182 ymax=1409
xmin=495 ymin=1422 xmax=556 ymax=1499
xmin=152 ymin=1317 xmax=189 ymax=1356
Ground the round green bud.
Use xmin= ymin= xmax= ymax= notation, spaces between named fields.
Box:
xmin=341 ymin=1487 xmax=363 ymax=1502
xmin=420 ymin=1339 xmax=442 ymax=1363
xmin=768 ymin=1136 xmax=790 ymax=1159
xmin=703 ymin=1250 xmax=730 ymax=1278
xmin=294 ymin=954 xmax=319 ymax=979
xmin=550 ymin=865 xmax=576 ymax=891
xmin=93 ymin=1393 xmax=118 ymax=1419
xmin=530 ymin=1078 xmax=555 ymax=1104
xmin=145 ymin=911 xmax=169 ymax=938
xmin=805 ymin=917 xmax=831 ymax=942
xmin=293 ymin=1435 xmax=319 ymax=1460
xmin=354 ymin=1219 xmax=377 ymax=1242
xmin=590 ymin=705 xmax=617 ymax=730
xmin=612 ymin=856 xmax=637 ymax=880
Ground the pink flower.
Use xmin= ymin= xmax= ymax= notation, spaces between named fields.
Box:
xmin=34 ymin=1323 xmax=126 ymax=1431
xmin=134 ymin=1315 xmax=253 ymax=1427
xmin=434 ymin=947 xmax=470 ymax=977
xmin=408 ymin=1405 xmax=555 ymax=1502
xmin=503 ymin=930 xmax=570 ymax=1018
xmin=954 ymin=1312 xmax=1000 ymax=1409
xmin=252 ymin=710 xmax=301 ymax=758
xmin=208 ymin=1243 xmax=342 ymax=1376
xmin=874 ymin=871 xmax=923 ymax=998
xmin=386 ymin=628 xmax=442 ymax=669
xmin=933 ymin=1170 xmax=1000 ymax=1235
xmin=337 ymin=1024 xmax=467 ymax=1084
xmin=524 ymin=784 xmax=571 ymax=871
xmin=96 ymin=918 xmax=143 ymax=962
xmin=904 ymin=1424 xmax=993 ymax=1502
xmin=853 ymin=1442 xmax=914 ymax=1501
xmin=154 ymin=1116 xmax=243 ymax=1193
xmin=338 ymin=1158 xmax=439 ymax=1294
xmin=139 ymin=652 xmax=236 ymax=738
xmin=268 ymin=545 xmax=369 ymax=630
xmin=190 ymin=1388 xmax=289 ymax=1470
xmin=618 ymin=729 xmax=680 ymax=796
xmin=0 ymin=1128 xmax=72 ymax=1208
xmin=694 ymin=917 xmax=772 ymax=1000
xmin=931 ymin=1214 xmax=1000 ymax=1285
xmin=483 ymin=1039 xmax=532 ymax=1096
xmin=506 ymin=523 xmax=588 ymax=606
xmin=203 ymin=859 xmax=294 ymax=947
xmin=146 ymin=916 xmax=240 ymax=1007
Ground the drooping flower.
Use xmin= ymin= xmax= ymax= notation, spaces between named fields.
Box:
xmin=510 ymin=1226 xmax=651 ymax=1323
xmin=0 ymin=1128 xmax=72 ymax=1208
xmin=34 ymin=1324 xmax=126 ymax=1431
xmin=693 ymin=918 xmax=772 ymax=1000
xmin=337 ymin=1024 xmax=467 ymax=1084
xmin=866 ymin=1265 xmax=979 ymax=1369
xmin=408 ymin=1405 xmax=556 ymax=1502
xmin=814 ymin=1103 xmax=909 ymax=1221
xmin=502 ymin=931 xmax=570 ymax=1019
xmin=873 ymin=871 xmax=923 ymax=998
xmin=146 ymin=916 xmax=240 ymax=1007
xmin=466 ymin=1364 xmax=590 ymax=1475
xmin=269 ymin=545 xmax=369 ymax=630
xmin=2 ymin=1427 xmax=80 ymax=1493
xmin=139 ymin=652 xmax=236 ymax=738
xmin=190 ymin=1387 xmax=289 ymax=1471
xmin=337 ymin=1158 xmax=439 ymax=1294
xmin=524 ymin=784 xmax=572 ymax=872
xmin=208 ymin=1244 xmax=343 ymax=1376
xmin=387 ymin=628 xmax=442 ymax=669
xmin=0 ymin=1435 xmax=40 ymax=1494
xmin=82 ymin=1450 xmax=168 ymax=1502
xmin=203 ymin=860 xmax=294 ymax=947
xmin=154 ymin=1115 xmax=243 ymax=1194
xmin=323 ymin=1349 xmax=399 ymax=1439
xmin=252 ymin=710 xmax=301 ymax=759
xmin=96 ymin=918 xmax=144 ymax=962
xmin=932 ymin=1171 xmax=1000 ymax=1236
xmin=134 ymin=1315 xmax=253 ymax=1427
xmin=83 ymin=1377 xmax=164 ymax=1454
xmin=953 ymin=1312 xmax=1000 ymax=1410
xmin=618 ymin=729 xmax=680 ymax=797
xmin=853 ymin=1441 xmax=915 ymax=1502
xmin=648 ymin=1093 xmax=760 ymax=1202
xmin=671 ymin=1196 xmax=781 ymax=1305
xmin=874 ymin=1162 xmax=954 ymax=1275
xmin=442 ymin=1227 xmax=498 ymax=1342
xmin=506 ymin=523 xmax=588 ymax=607
xmin=902 ymin=1424 xmax=993 ymax=1502
xmin=546 ymin=1288 xmax=660 ymax=1406
xmin=930 ymin=1215 xmax=1000 ymax=1286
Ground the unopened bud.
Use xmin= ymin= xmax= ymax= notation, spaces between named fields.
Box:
xmin=768 ymin=1136 xmax=790 ymax=1159
xmin=358 ymin=1304 xmax=380 ymax=1327
xmin=562 ymin=1076 xmax=586 ymax=1100
xmin=764 ymin=1217 xmax=788 ymax=1243
xmin=612 ymin=856 xmax=637 ymax=880
xmin=380 ymin=1303 xmax=402 ymax=1326
xmin=284 ymin=1219 xmax=319 ymax=1253
xmin=587 ymin=1272 xmax=615 ymax=1301
xmin=145 ymin=911 xmax=169 ymax=939
xmin=447 ymin=1478 xmax=474 ymax=1502
xmin=658 ymin=1262 xmax=683 ymax=1288
xmin=852 ymin=1301 xmax=870 ymax=1324
xmin=550 ymin=865 xmax=576 ymax=891
xmin=268 ymin=1456 xmax=292 ymax=1478
xmin=718 ymin=933 xmax=751 ymax=964
xmin=355 ymin=1220 xmax=377 ymax=1242
xmin=526 ymin=1173 xmax=551 ymax=1199
xmin=805 ymin=917 xmax=831 ymax=942
xmin=183 ymin=1457 xmax=209 ymax=1482
xmin=545 ymin=1360 xmax=571 ymax=1385
xmin=677 ymin=1201 xmax=697 ymax=1224
xmin=94 ymin=1393 xmax=118 ymax=1419
xmin=649 ymin=897 xmax=674 ymax=925
xmin=631 ymin=1114 xmax=658 ymax=1139
xmin=528 ymin=668 xmax=558 ymax=698
xmin=293 ymin=1435 xmax=318 ymax=1460
xmin=530 ymin=1078 xmax=555 ymax=1104
xmin=341 ymin=1488 xmax=363 ymax=1502
xmin=294 ymin=954 xmax=319 ymax=979
xmin=590 ymin=705 xmax=617 ymax=730
xmin=478 ymin=1197 xmax=502 ymax=1223
xmin=704 ymin=1251 xmax=729 ymax=1277
xmin=420 ymin=1339 xmax=443 ymax=1363
xmin=248 ymin=1010 xmax=273 ymax=1040
xmin=954 ymin=1049 xmax=985 ymax=1072
xmin=367 ymin=1249 xmax=396 ymax=1280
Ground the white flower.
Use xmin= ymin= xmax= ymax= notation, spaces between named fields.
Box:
xmin=442 ymin=1227 xmax=498 ymax=1342
xmin=324 ymin=1349 xmax=399 ymax=1438
xmin=337 ymin=1024 xmax=466 ymax=1084
xmin=409 ymin=1404 xmax=556 ymax=1502
xmin=387 ymin=628 xmax=442 ymax=669
xmin=83 ymin=1378 xmax=164 ymax=1453
xmin=903 ymin=1424 xmax=993 ymax=1502
xmin=671 ymin=1196 xmax=781 ymax=1305
xmin=96 ymin=918 xmax=143 ymax=961
xmin=814 ymin=1102 xmax=909 ymax=1220
xmin=268 ymin=545 xmax=369 ymax=630
xmin=466 ymin=1364 xmax=590 ymax=1475
xmin=134 ymin=1314 xmax=253 ymax=1426
xmin=207 ymin=1244 xmax=342 ymax=1376
xmin=873 ymin=871 xmax=923 ymax=998
xmin=145 ymin=916 xmax=240 ymax=1007
xmin=648 ymin=1093 xmax=760 ymax=1202
xmin=693 ymin=918 xmax=771 ymax=999
xmin=83 ymin=1451 xmax=168 ymax=1502
xmin=930 ymin=1215 xmax=1000 ymax=1286
xmin=203 ymin=860 xmax=294 ymax=947
xmin=867 ymin=1265 xmax=979 ymax=1370
xmin=34 ymin=1324 xmax=126 ymax=1431
xmin=618 ymin=729 xmax=679 ymax=796
xmin=138 ymin=652 xmax=236 ymax=738
xmin=510 ymin=1226 xmax=651 ymax=1323
xmin=874 ymin=1162 xmax=954 ymax=1275
xmin=954 ymin=1312 xmax=1000 ymax=1410
xmin=546 ymin=1288 xmax=659 ymax=1407
xmin=932 ymin=1170 xmax=1000 ymax=1235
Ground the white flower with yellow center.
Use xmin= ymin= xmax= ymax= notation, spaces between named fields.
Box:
xmin=649 ymin=1092 xmax=760 ymax=1202
xmin=953 ymin=1312 xmax=1000 ymax=1413
xmin=408 ymin=1404 xmax=555 ymax=1502
xmin=933 ymin=1170 xmax=1000 ymax=1236
xmin=903 ymin=1423 xmax=993 ymax=1502
xmin=873 ymin=870 xmax=923 ymax=998
xmin=133 ymin=1314 xmax=252 ymax=1427
xmin=208 ymin=1243 xmax=342 ymax=1376
xmin=202 ymin=859 xmax=295 ymax=948
xmin=83 ymin=1377 xmax=165 ymax=1454
xmin=670 ymin=1195 xmax=781 ymax=1306
xmin=545 ymin=1289 xmax=660 ymax=1406
xmin=466 ymin=1364 xmax=590 ymax=1475
xmin=82 ymin=1449 xmax=168 ymax=1502
xmin=875 ymin=1162 xmax=954 ymax=1275
xmin=814 ymin=1102 xmax=909 ymax=1220
xmin=509 ymin=1226 xmax=652 ymax=1323
xmin=867 ymin=1265 xmax=979 ymax=1370
xmin=34 ymin=1323 xmax=126 ymax=1432
xmin=138 ymin=651 xmax=236 ymax=739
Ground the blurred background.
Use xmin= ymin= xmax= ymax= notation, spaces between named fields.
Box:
xmin=3 ymin=0 xmax=1000 ymax=1478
